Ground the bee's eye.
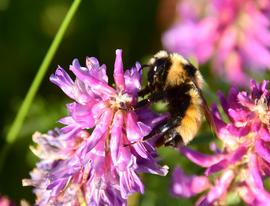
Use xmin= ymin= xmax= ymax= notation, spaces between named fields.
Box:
xmin=147 ymin=57 xmax=171 ymax=86
xmin=154 ymin=58 xmax=168 ymax=72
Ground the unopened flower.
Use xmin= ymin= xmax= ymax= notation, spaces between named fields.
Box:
xmin=171 ymin=80 xmax=270 ymax=205
xmin=23 ymin=50 xmax=168 ymax=206
xmin=162 ymin=0 xmax=270 ymax=85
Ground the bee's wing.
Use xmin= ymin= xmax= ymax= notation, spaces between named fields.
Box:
xmin=191 ymin=77 xmax=217 ymax=135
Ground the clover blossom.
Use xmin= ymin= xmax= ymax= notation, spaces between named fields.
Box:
xmin=162 ymin=0 xmax=270 ymax=85
xmin=23 ymin=50 xmax=168 ymax=206
xmin=171 ymin=80 xmax=270 ymax=205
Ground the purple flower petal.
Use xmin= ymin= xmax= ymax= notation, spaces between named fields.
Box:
xmin=229 ymin=53 xmax=249 ymax=85
xmin=124 ymin=62 xmax=141 ymax=97
xmin=227 ymin=87 xmax=241 ymax=110
xmin=67 ymin=102 xmax=95 ymax=129
xmin=58 ymin=125 xmax=82 ymax=140
xmin=171 ymin=167 xmax=210 ymax=198
xmin=126 ymin=112 xmax=143 ymax=141
xmin=118 ymin=158 xmax=144 ymax=198
xmin=50 ymin=66 xmax=75 ymax=99
xmin=197 ymin=170 xmax=234 ymax=206
xmin=132 ymin=143 xmax=148 ymax=159
xmin=114 ymin=49 xmax=125 ymax=91
xmin=211 ymin=104 xmax=238 ymax=146
xmin=211 ymin=104 xmax=226 ymax=129
xmin=205 ymin=146 xmax=247 ymax=175
xmin=70 ymin=59 xmax=115 ymax=99
xmin=115 ymin=143 xmax=132 ymax=170
xmin=246 ymin=153 xmax=270 ymax=203
xmin=91 ymin=101 xmax=108 ymax=121
xmin=248 ymin=153 xmax=264 ymax=189
xmin=136 ymin=151 xmax=168 ymax=176
xmin=126 ymin=112 xmax=148 ymax=158
xmin=227 ymin=108 xmax=252 ymax=123
xmin=180 ymin=146 xmax=224 ymax=167
xmin=135 ymin=108 xmax=169 ymax=130
xmin=260 ymin=80 xmax=269 ymax=92
xmin=110 ymin=110 xmax=124 ymax=164
xmin=258 ymin=157 xmax=270 ymax=176
xmin=238 ymin=183 xmax=270 ymax=206
xmin=86 ymin=57 xmax=108 ymax=83
xmin=250 ymin=79 xmax=262 ymax=99
xmin=237 ymin=91 xmax=254 ymax=109
xmin=242 ymin=38 xmax=270 ymax=68
xmin=258 ymin=126 xmax=270 ymax=142
xmin=255 ymin=139 xmax=270 ymax=164
xmin=85 ymin=109 xmax=113 ymax=153
xmin=204 ymin=159 xmax=228 ymax=176
xmin=226 ymin=124 xmax=250 ymax=137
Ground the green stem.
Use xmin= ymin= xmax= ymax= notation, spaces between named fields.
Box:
xmin=6 ymin=0 xmax=81 ymax=144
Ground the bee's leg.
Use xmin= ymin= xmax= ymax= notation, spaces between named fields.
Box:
xmin=143 ymin=115 xmax=181 ymax=142
xmin=163 ymin=130 xmax=182 ymax=147
xmin=136 ymin=91 xmax=167 ymax=108
xmin=138 ymin=86 xmax=151 ymax=97
xmin=135 ymin=98 xmax=151 ymax=108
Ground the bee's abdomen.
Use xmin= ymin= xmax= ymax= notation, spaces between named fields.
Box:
xmin=166 ymin=83 xmax=192 ymax=117
xmin=175 ymin=103 xmax=203 ymax=144
xmin=167 ymin=84 xmax=204 ymax=145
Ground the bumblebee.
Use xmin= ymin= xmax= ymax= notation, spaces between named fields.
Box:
xmin=137 ymin=51 xmax=211 ymax=147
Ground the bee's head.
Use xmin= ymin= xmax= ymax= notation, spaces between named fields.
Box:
xmin=143 ymin=51 xmax=204 ymax=92
xmin=146 ymin=51 xmax=171 ymax=91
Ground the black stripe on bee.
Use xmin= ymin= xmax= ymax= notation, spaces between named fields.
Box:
xmin=183 ymin=63 xmax=197 ymax=77
xmin=166 ymin=83 xmax=192 ymax=117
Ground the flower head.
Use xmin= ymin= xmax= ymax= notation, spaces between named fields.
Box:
xmin=24 ymin=50 xmax=168 ymax=206
xmin=162 ymin=0 xmax=270 ymax=85
xmin=172 ymin=80 xmax=270 ymax=205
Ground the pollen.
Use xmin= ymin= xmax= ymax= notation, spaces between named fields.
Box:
xmin=252 ymin=95 xmax=270 ymax=125
xmin=109 ymin=92 xmax=132 ymax=110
